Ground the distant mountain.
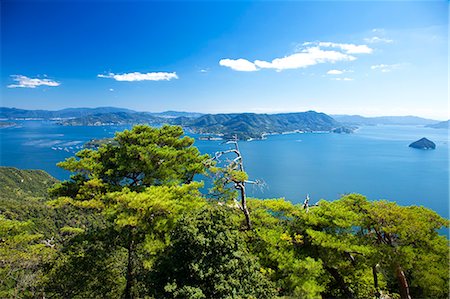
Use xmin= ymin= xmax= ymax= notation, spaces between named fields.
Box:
xmin=0 ymin=107 xmax=136 ymax=119
xmin=332 ymin=114 xmax=439 ymax=126
xmin=57 ymin=110 xmax=352 ymax=140
xmin=174 ymin=111 xmax=352 ymax=140
xmin=425 ymin=120 xmax=449 ymax=129
xmin=0 ymin=107 xmax=203 ymax=120
xmin=57 ymin=112 xmax=164 ymax=126
xmin=151 ymin=111 xmax=204 ymax=118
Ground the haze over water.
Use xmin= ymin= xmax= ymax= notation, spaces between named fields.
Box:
xmin=1 ymin=121 xmax=448 ymax=219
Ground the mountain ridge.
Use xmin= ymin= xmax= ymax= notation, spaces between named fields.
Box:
xmin=55 ymin=110 xmax=354 ymax=140
xmin=0 ymin=107 xmax=202 ymax=120
xmin=331 ymin=114 xmax=439 ymax=125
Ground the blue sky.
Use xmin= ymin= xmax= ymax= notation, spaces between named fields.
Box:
xmin=1 ymin=1 xmax=448 ymax=119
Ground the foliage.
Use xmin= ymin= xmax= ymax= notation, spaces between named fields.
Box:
xmin=50 ymin=124 xmax=208 ymax=195
xmin=0 ymin=216 xmax=55 ymax=298
xmin=149 ymin=206 xmax=277 ymax=298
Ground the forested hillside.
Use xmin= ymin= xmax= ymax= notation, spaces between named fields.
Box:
xmin=1 ymin=125 xmax=448 ymax=299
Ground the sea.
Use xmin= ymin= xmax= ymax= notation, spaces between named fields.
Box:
xmin=1 ymin=120 xmax=448 ymax=219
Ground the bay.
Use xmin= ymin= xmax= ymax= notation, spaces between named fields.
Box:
xmin=1 ymin=121 xmax=448 ymax=219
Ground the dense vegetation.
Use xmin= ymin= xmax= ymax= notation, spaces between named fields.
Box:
xmin=1 ymin=125 xmax=448 ymax=298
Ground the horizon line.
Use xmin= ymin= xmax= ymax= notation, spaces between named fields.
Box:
xmin=0 ymin=106 xmax=448 ymax=121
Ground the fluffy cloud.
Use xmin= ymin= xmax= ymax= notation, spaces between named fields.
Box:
xmin=98 ymin=72 xmax=178 ymax=81
xmin=7 ymin=75 xmax=60 ymax=88
xmin=219 ymin=59 xmax=259 ymax=72
xmin=220 ymin=41 xmax=371 ymax=72
xmin=371 ymin=64 xmax=401 ymax=72
xmin=364 ymin=36 xmax=393 ymax=44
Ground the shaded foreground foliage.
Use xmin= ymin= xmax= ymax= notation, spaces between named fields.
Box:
xmin=0 ymin=125 xmax=448 ymax=299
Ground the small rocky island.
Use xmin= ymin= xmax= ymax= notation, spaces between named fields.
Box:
xmin=409 ymin=137 xmax=436 ymax=150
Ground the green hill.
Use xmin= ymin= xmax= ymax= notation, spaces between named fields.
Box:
xmin=0 ymin=167 xmax=58 ymax=199
xmin=175 ymin=111 xmax=352 ymax=140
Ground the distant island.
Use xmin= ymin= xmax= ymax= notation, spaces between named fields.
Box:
xmin=409 ymin=137 xmax=436 ymax=150
xmin=331 ymin=114 xmax=439 ymax=126
xmin=172 ymin=111 xmax=354 ymax=140
xmin=0 ymin=107 xmax=202 ymax=120
xmin=425 ymin=120 xmax=449 ymax=129
xmin=57 ymin=110 xmax=354 ymax=140
xmin=0 ymin=121 xmax=16 ymax=128
xmin=0 ymin=107 xmax=356 ymax=140
xmin=4 ymin=107 xmax=445 ymax=141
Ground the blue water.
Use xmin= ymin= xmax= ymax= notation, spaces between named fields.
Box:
xmin=1 ymin=121 xmax=448 ymax=219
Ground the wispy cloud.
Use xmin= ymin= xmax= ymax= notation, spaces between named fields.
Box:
xmin=371 ymin=64 xmax=401 ymax=72
xmin=220 ymin=41 xmax=371 ymax=72
xmin=327 ymin=69 xmax=354 ymax=76
xmin=312 ymin=42 xmax=373 ymax=54
xmin=219 ymin=59 xmax=259 ymax=72
xmin=327 ymin=69 xmax=344 ymax=75
xmin=332 ymin=77 xmax=354 ymax=81
xmin=7 ymin=75 xmax=60 ymax=88
xmin=98 ymin=72 xmax=178 ymax=81
xmin=364 ymin=36 xmax=393 ymax=44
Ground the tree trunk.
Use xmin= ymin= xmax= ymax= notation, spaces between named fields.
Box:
xmin=396 ymin=265 xmax=411 ymax=299
xmin=238 ymin=184 xmax=252 ymax=230
xmin=373 ymin=264 xmax=380 ymax=298
xmin=124 ymin=238 xmax=135 ymax=299
xmin=324 ymin=265 xmax=354 ymax=299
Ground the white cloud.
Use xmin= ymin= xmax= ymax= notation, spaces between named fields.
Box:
xmin=327 ymin=69 xmax=343 ymax=75
xmin=315 ymin=42 xmax=373 ymax=54
xmin=220 ymin=41 xmax=371 ymax=72
xmin=98 ymin=72 xmax=178 ymax=81
xmin=371 ymin=64 xmax=401 ymax=72
xmin=109 ymin=88 xmax=114 ymax=92
xmin=7 ymin=75 xmax=60 ymax=88
xmin=364 ymin=36 xmax=393 ymax=44
xmin=327 ymin=69 xmax=354 ymax=75
xmin=332 ymin=77 xmax=354 ymax=81
xmin=255 ymin=47 xmax=356 ymax=71
xmin=219 ymin=58 xmax=259 ymax=72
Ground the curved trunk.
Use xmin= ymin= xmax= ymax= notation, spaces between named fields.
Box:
xmin=238 ymin=183 xmax=252 ymax=230
xmin=396 ymin=265 xmax=411 ymax=299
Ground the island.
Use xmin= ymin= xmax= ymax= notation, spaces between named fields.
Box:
xmin=409 ymin=137 xmax=436 ymax=150
xmin=2 ymin=107 xmax=355 ymax=141
xmin=425 ymin=120 xmax=449 ymax=129
xmin=0 ymin=121 xmax=17 ymax=128
xmin=57 ymin=110 xmax=355 ymax=140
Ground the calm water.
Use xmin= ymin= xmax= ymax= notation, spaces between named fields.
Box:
xmin=1 ymin=121 xmax=448 ymax=218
